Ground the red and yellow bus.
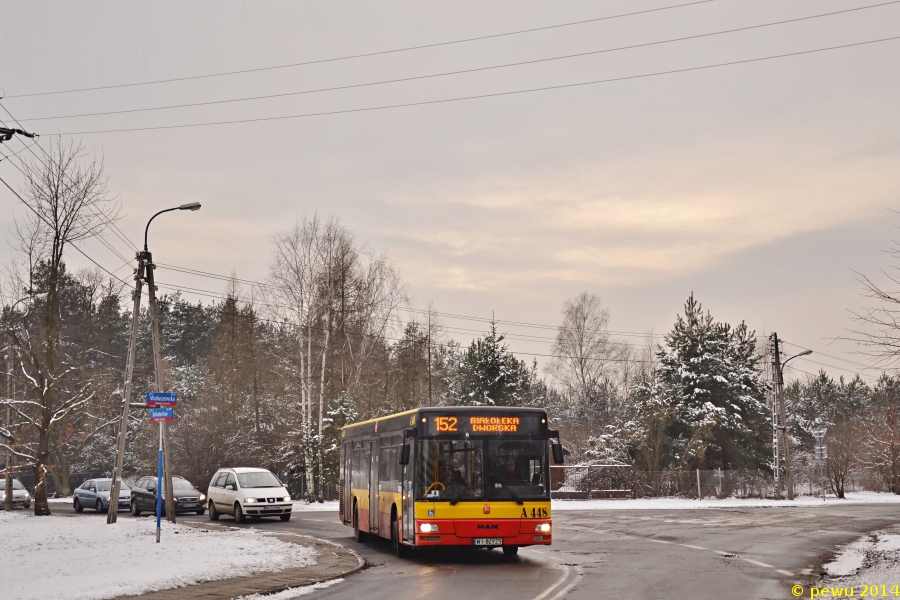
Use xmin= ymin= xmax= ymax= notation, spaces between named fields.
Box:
xmin=339 ymin=406 xmax=564 ymax=557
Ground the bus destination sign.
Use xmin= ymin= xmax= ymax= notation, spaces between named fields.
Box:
xmin=424 ymin=414 xmax=542 ymax=436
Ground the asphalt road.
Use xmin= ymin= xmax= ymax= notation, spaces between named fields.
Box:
xmin=49 ymin=501 xmax=900 ymax=600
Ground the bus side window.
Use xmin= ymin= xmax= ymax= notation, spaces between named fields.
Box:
xmin=379 ymin=446 xmax=391 ymax=492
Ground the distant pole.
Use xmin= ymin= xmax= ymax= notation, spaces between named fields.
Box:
xmin=5 ymin=327 xmax=13 ymax=511
xmin=108 ymin=255 xmax=145 ymax=524
xmin=770 ymin=334 xmax=781 ymax=499
xmin=696 ymin=468 xmax=701 ymax=500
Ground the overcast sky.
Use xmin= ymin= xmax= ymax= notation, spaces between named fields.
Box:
xmin=2 ymin=0 xmax=899 ymax=381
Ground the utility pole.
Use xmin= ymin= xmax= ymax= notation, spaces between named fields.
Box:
xmin=770 ymin=333 xmax=794 ymax=500
xmin=5 ymin=326 xmax=14 ymax=511
xmin=145 ymin=252 xmax=176 ymax=522
xmin=108 ymin=202 xmax=199 ymax=525
xmin=427 ymin=311 xmax=432 ymax=407
xmin=108 ymin=255 xmax=145 ymax=524
xmin=770 ymin=334 xmax=781 ymax=499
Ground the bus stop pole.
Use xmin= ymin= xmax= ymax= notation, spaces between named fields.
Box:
xmin=156 ymin=422 xmax=163 ymax=543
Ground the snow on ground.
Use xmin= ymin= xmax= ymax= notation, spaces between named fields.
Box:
xmin=236 ymin=578 xmax=344 ymax=600
xmin=0 ymin=510 xmax=317 ymax=600
xmin=291 ymin=500 xmax=339 ymax=513
xmin=551 ymin=492 xmax=900 ymax=511
xmin=823 ymin=527 xmax=900 ymax=584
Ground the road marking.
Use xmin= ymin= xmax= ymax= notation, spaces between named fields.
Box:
xmin=532 ymin=565 xmax=570 ymax=600
xmin=776 ymin=570 xmax=794 ymax=576
xmin=714 ymin=551 xmax=734 ymax=556
xmin=547 ymin=567 xmax=583 ymax=600
xmin=742 ymin=558 xmax=774 ymax=568
xmin=681 ymin=544 xmax=707 ymax=550
xmin=647 ymin=539 xmax=673 ymax=544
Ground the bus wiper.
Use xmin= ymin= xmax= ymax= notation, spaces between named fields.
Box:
xmin=498 ymin=482 xmax=524 ymax=505
xmin=449 ymin=482 xmax=472 ymax=505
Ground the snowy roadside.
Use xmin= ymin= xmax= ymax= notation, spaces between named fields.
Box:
xmin=0 ymin=510 xmax=318 ymax=600
xmin=821 ymin=527 xmax=900 ymax=586
xmin=551 ymin=491 xmax=900 ymax=511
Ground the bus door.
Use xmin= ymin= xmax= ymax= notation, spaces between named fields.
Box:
xmin=342 ymin=443 xmax=352 ymax=524
xmin=402 ymin=443 xmax=414 ymax=542
xmin=369 ymin=441 xmax=378 ymax=533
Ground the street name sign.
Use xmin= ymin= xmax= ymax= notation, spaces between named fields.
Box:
xmin=149 ymin=407 xmax=174 ymax=422
xmin=146 ymin=392 xmax=177 ymax=406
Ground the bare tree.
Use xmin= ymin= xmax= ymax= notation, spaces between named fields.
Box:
xmin=548 ymin=292 xmax=617 ymax=427
xmin=0 ymin=138 xmax=117 ymax=515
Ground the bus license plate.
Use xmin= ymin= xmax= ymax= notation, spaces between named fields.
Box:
xmin=473 ymin=538 xmax=502 ymax=546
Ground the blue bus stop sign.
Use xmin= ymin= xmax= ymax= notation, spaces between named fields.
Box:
xmin=147 ymin=392 xmax=177 ymax=406
xmin=149 ymin=407 xmax=174 ymax=422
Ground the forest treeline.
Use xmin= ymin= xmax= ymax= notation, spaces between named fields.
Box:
xmin=2 ymin=141 xmax=898 ymax=514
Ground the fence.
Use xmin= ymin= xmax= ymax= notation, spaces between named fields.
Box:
xmin=551 ymin=466 xmax=793 ymax=499
xmin=549 ymin=465 xmax=895 ymax=499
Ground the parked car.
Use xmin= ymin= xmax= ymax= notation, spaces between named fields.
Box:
xmin=0 ymin=478 xmax=31 ymax=509
xmin=130 ymin=475 xmax=206 ymax=516
xmin=207 ymin=467 xmax=292 ymax=523
xmin=74 ymin=478 xmax=131 ymax=513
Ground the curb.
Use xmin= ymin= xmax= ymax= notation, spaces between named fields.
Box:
xmin=120 ymin=522 xmax=366 ymax=599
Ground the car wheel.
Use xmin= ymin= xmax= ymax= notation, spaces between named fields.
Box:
xmin=23 ymin=503 xmax=30 ymax=509
xmin=208 ymin=500 xmax=219 ymax=521
xmin=196 ymin=509 xmax=206 ymax=516
xmin=234 ymin=503 xmax=245 ymax=524
xmin=74 ymin=498 xmax=83 ymax=513
xmin=353 ymin=503 xmax=368 ymax=543
xmin=96 ymin=499 xmax=105 ymax=513
xmin=280 ymin=513 xmax=291 ymax=522
xmin=130 ymin=501 xmax=141 ymax=517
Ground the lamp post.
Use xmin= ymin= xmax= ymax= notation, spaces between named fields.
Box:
xmin=107 ymin=202 xmax=201 ymax=525
xmin=4 ymin=292 xmax=48 ymax=511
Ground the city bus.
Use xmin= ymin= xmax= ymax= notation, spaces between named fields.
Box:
xmin=339 ymin=406 xmax=564 ymax=557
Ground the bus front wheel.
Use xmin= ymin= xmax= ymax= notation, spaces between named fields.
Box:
xmin=502 ymin=546 xmax=519 ymax=559
xmin=392 ymin=518 xmax=411 ymax=558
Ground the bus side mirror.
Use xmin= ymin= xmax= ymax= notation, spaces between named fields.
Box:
xmin=399 ymin=445 xmax=410 ymax=466
xmin=552 ymin=443 xmax=564 ymax=465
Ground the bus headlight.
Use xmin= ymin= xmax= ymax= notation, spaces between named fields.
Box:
xmin=535 ymin=523 xmax=551 ymax=533
xmin=419 ymin=523 xmax=439 ymax=533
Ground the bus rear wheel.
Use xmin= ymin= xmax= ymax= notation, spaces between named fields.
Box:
xmin=502 ymin=546 xmax=519 ymax=559
xmin=353 ymin=504 xmax=368 ymax=543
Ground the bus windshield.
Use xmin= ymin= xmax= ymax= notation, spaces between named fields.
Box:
xmin=487 ymin=439 xmax=549 ymax=500
xmin=416 ymin=439 xmax=483 ymax=501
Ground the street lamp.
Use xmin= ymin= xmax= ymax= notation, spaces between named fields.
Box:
xmin=4 ymin=291 xmax=48 ymax=511
xmin=144 ymin=202 xmax=201 ymax=252
xmin=108 ymin=202 xmax=201 ymax=528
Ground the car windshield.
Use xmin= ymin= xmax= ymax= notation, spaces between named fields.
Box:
xmin=416 ymin=439 xmax=483 ymax=501
xmin=0 ymin=480 xmax=26 ymax=491
xmin=95 ymin=481 xmax=129 ymax=492
xmin=172 ymin=479 xmax=196 ymax=490
xmin=487 ymin=439 xmax=549 ymax=500
xmin=236 ymin=472 xmax=281 ymax=488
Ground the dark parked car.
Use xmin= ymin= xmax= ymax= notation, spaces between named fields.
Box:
xmin=130 ymin=475 xmax=206 ymax=516
xmin=74 ymin=478 xmax=131 ymax=513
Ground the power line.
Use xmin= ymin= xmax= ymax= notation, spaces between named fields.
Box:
xmin=0 ymin=106 xmax=139 ymax=254
xmin=39 ymin=35 xmax=900 ymax=137
xmin=20 ymin=1 xmax=900 ymax=124
xmin=780 ymin=339 xmax=880 ymax=372
xmin=2 ymin=0 xmax=716 ymax=100
xmin=0 ymin=173 xmax=133 ymax=289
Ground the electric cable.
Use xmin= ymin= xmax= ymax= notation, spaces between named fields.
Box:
xmin=38 ymin=35 xmax=900 ymax=137
xmin=20 ymin=1 xmax=900 ymax=124
xmin=3 ymin=0 xmax=717 ymax=99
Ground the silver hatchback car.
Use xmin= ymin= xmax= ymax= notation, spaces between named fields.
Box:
xmin=0 ymin=478 xmax=31 ymax=509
